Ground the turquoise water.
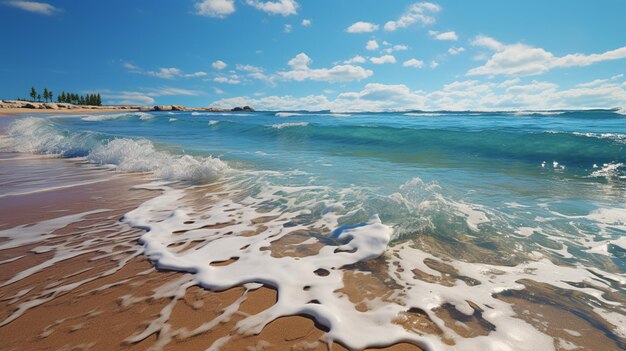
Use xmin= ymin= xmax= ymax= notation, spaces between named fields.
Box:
xmin=3 ymin=109 xmax=625 ymax=266
xmin=2 ymin=109 xmax=626 ymax=349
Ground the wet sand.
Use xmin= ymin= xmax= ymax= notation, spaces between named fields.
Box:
xmin=0 ymin=153 xmax=622 ymax=351
xmin=0 ymin=154 xmax=424 ymax=350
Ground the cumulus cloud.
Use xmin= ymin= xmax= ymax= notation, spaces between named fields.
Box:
xmin=212 ymin=60 xmax=227 ymax=70
xmin=279 ymin=53 xmax=373 ymax=83
xmin=284 ymin=24 xmax=292 ymax=33
xmin=211 ymin=76 xmax=626 ymax=112
xmin=245 ymin=0 xmax=298 ymax=16
xmin=370 ymin=55 xmax=397 ymax=64
xmin=214 ymin=76 xmax=241 ymax=84
xmin=301 ymin=19 xmax=311 ymax=27
xmin=468 ymin=36 xmax=626 ymax=76
xmin=346 ymin=21 xmax=379 ymax=33
xmin=344 ymin=55 xmax=366 ymax=64
xmin=471 ymin=35 xmax=505 ymax=51
xmin=366 ymin=40 xmax=379 ymax=51
xmin=428 ymin=30 xmax=457 ymax=41
xmin=382 ymin=44 xmax=409 ymax=54
xmin=195 ymin=0 xmax=235 ymax=18
xmin=403 ymin=58 xmax=424 ymax=68
xmin=447 ymin=46 xmax=465 ymax=55
xmin=4 ymin=1 xmax=61 ymax=15
xmin=384 ymin=2 xmax=441 ymax=31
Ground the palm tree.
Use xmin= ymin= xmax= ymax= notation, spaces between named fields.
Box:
xmin=30 ymin=87 xmax=37 ymax=101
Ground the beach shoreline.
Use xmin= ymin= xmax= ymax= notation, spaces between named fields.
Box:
xmin=0 ymin=153 xmax=423 ymax=351
xmin=0 ymin=112 xmax=624 ymax=351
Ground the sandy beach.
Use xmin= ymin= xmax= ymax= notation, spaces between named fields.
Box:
xmin=0 ymin=107 xmax=141 ymax=117
xmin=0 ymin=146 xmax=622 ymax=350
xmin=0 ymin=152 xmax=426 ymax=351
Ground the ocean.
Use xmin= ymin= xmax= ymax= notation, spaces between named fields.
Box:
xmin=1 ymin=109 xmax=625 ymax=350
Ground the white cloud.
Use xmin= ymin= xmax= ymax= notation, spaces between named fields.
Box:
xmin=384 ymin=2 xmax=441 ymax=31
xmin=184 ymin=71 xmax=208 ymax=78
xmin=366 ymin=40 xmax=379 ymax=51
xmin=123 ymin=62 xmax=141 ymax=73
xmin=214 ymin=87 xmax=225 ymax=94
xmin=4 ymin=1 xmax=61 ymax=15
xmin=245 ymin=0 xmax=298 ymax=16
xmin=212 ymin=60 xmax=227 ymax=70
xmin=471 ymin=35 xmax=505 ymax=51
xmin=104 ymin=92 xmax=156 ymax=106
xmin=195 ymin=0 xmax=235 ymax=18
xmin=102 ymin=87 xmax=200 ymax=106
xmin=147 ymin=87 xmax=201 ymax=96
xmin=301 ymin=19 xmax=311 ymax=27
xmin=279 ymin=53 xmax=373 ymax=83
xmin=211 ymin=77 xmax=626 ymax=112
xmin=344 ymin=55 xmax=366 ymax=64
xmin=284 ymin=24 xmax=292 ymax=33
xmin=346 ymin=21 xmax=379 ymax=33
xmin=447 ymin=46 xmax=465 ymax=55
xmin=146 ymin=67 xmax=182 ymax=79
xmin=430 ymin=61 xmax=439 ymax=68
xmin=383 ymin=44 xmax=409 ymax=54
xmin=370 ymin=55 xmax=397 ymax=64
xmin=214 ymin=76 xmax=241 ymax=84
xmin=577 ymin=74 xmax=623 ymax=87
xmin=428 ymin=30 xmax=457 ymax=41
xmin=236 ymin=64 xmax=264 ymax=73
xmin=468 ymin=36 xmax=626 ymax=76
xmin=403 ymin=58 xmax=424 ymax=68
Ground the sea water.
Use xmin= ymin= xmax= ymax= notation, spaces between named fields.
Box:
xmin=0 ymin=109 xmax=625 ymax=350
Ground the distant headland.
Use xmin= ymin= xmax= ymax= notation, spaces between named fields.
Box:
xmin=0 ymin=99 xmax=254 ymax=114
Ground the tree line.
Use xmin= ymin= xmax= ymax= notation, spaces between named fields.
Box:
xmin=27 ymin=86 xmax=102 ymax=106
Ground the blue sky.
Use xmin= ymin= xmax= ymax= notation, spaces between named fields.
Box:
xmin=1 ymin=0 xmax=625 ymax=111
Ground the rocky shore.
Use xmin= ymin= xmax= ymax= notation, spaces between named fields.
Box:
xmin=0 ymin=100 xmax=254 ymax=113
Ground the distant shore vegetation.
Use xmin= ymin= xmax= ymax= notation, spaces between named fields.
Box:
xmin=19 ymin=87 xmax=102 ymax=106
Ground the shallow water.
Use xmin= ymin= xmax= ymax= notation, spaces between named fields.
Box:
xmin=1 ymin=109 xmax=625 ymax=350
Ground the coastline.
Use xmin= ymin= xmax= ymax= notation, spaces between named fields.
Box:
xmin=0 ymin=100 xmax=255 ymax=118
xmin=0 ymin=153 xmax=422 ymax=351
xmin=1 ymin=113 xmax=624 ymax=351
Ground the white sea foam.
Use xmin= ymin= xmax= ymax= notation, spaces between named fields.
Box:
xmin=589 ymin=162 xmax=625 ymax=179
xmin=192 ymin=112 xmax=252 ymax=117
xmin=114 ymin=176 xmax=626 ymax=350
xmin=275 ymin=112 xmax=351 ymax=117
xmin=1 ymin=118 xmax=230 ymax=183
xmin=271 ymin=122 xmax=309 ymax=129
xmin=208 ymin=120 xmax=220 ymax=125
xmin=87 ymin=139 xmax=230 ymax=183
xmin=545 ymin=130 xmax=626 ymax=144
xmin=80 ymin=112 xmax=154 ymax=121
xmin=404 ymin=113 xmax=446 ymax=117
xmin=168 ymin=118 xmax=177 ymax=122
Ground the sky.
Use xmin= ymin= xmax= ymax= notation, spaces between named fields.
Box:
xmin=1 ymin=0 xmax=625 ymax=111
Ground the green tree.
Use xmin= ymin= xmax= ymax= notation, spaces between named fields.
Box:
xmin=30 ymin=87 xmax=37 ymax=101
xmin=43 ymin=88 xmax=49 ymax=102
xmin=37 ymin=94 xmax=41 ymax=102
xmin=49 ymin=91 xmax=53 ymax=103
xmin=96 ymin=93 xmax=102 ymax=106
